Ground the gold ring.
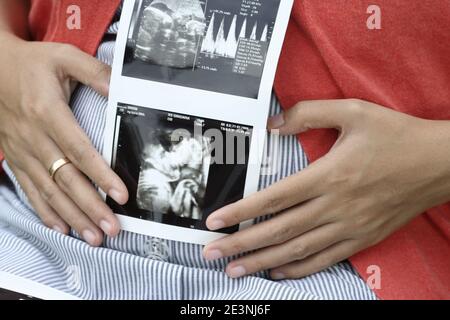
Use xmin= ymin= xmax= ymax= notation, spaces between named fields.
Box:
xmin=49 ymin=157 xmax=71 ymax=180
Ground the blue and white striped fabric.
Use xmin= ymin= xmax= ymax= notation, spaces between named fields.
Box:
xmin=0 ymin=20 xmax=377 ymax=300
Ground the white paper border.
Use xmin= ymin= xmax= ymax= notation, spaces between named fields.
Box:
xmin=102 ymin=0 xmax=294 ymax=245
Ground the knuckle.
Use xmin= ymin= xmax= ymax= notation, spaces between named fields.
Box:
xmin=280 ymin=268 xmax=299 ymax=280
xmin=69 ymin=142 xmax=95 ymax=168
xmin=264 ymin=193 xmax=284 ymax=214
xmin=292 ymin=101 xmax=307 ymax=114
xmin=315 ymin=253 xmax=334 ymax=269
xmin=56 ymin=166 xmax=76 ymax=192
xmin=346 ymin=98 xmax=362 ymax=107
xmin=84 ymin=209 xmax=101 ymax=224
xmin=12 ymin=122 xmax=32 ymax=144
xmin=40 ymin=182 xmax=58 ymax=204
xmin=28 ymin=103 xmax=48 ymax=121
xmin=271 ymin=224 xmax=293 ymax=244
xmin=345 ymin=99 xmax=365 ymax=118
xmin=248 ymin=259 xmax=266 ymax=273
xmin=289 ymin=103 xmax=303 ymax=119
xmin=68 ymin=145 xmax=85 ymax=164
xmin=352 ymin=213 xmax=372 ymax=230
xmin=228 ymin=206 xmax=244 ymax=225
xmin=95 ymin=168 xmax=114 ymax=190
xmin=92 ymin=62 xmax=110 ymax=80
xmin=23 ymin=184 xmax=39 ymax=201
xmin=229 ymin=239 xmax=247 ymax=255
xmin=85 ymin=202 xmax=108 ymax=222
xmin=53 ymin=43 xmax=77 ymax=60
xmin=292 ymin=242 xmax=309 ymax=260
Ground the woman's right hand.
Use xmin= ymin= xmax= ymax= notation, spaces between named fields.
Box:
xmin=0 ymin=31 xmax=129 ymax=246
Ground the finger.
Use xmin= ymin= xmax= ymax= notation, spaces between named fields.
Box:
xmin=42 ymin=105 xmax=128 ymax=205
xmin=205 ymin=163 xmax=328 ymax=230
xmin=33 ymin=135 xmax=121 ymax=237
xmin=23 ymin=156 xmax=105 ymax=246
xmin=270 ymin=239 xmax=362 ymax=280
xmin=224 ymin=223 xmax=345 ymax=278
xmin=57 ymin=44 xmax=111 ymax=97
xmin=54 ymin=164 xmax=121 ymax=237
xmin=204 ymin=197 xmax=329 ymax=259
xmin=267 ymin=99 xmax=363 ymax=134
xmin=11 ymin=165 xmax=69 ymax=234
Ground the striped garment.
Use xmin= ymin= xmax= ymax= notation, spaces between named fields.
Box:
xmin=0 ymin=20 xmax=376 ymax=300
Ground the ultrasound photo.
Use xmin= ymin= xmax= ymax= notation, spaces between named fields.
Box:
xmin=108 ymin=103 xmax=252 ymax=232
xmin=136 ymin=129 xmax=211 ymax=221
xmin=123 ymin=0 xmax=281 ymax=98
xmin=133 ymin=0 xmax=206 ymax=68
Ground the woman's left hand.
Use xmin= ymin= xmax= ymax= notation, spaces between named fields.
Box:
xmin=203 ymin=99 xmax=450 ymax=280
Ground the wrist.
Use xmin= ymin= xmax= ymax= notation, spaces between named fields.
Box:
xmin=0 ymin=30 xmax=27 ymax=104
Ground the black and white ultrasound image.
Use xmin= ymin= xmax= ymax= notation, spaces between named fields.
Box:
xmin=122 ymin=0 xmax=281 ymax=98
xmin=107 ymin=104 xmax=252 ymax=232
xmin=136 ymin=125 xmax=211 ymax=221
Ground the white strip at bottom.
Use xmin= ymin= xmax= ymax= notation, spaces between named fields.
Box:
xmin=0 ymin=271 xmax=81 ymax=300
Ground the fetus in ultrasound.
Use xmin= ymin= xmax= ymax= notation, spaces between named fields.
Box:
xmin=134 ymin=0 xmax=206 ymax=68
xmin=136 ymin=129 xmax=211 ymax=220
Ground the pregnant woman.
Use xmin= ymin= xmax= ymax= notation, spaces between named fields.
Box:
xmin=0 ymin=0 xmax=449 ymax=299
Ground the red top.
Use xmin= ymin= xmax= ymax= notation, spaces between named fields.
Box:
xmin=5 ymin=0 xmax=449 ymax=299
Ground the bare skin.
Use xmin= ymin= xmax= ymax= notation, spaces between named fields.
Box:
xmin=0 ymin=13 xmax=128 ymax=246
xmin=203 ymin=100 xmax=450 ymax=279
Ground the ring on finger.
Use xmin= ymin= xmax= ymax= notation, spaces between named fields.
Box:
xmin=49 ymin=157 xmax=71 ymax=181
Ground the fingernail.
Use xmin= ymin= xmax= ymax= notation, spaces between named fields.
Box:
xmin=109 ymin=188 xmax=126 ymax=204
xmin=208 ymin=219 xmax=225 ymax=231
xmin=82 ymin=229 xmax=97 ymax=245
xmin=271 ymin=272 xmax=285 ymax=280
xmin=228 ymin=265 xmax=247 ymax=278
xmin=204 ymin=249 xmax=223 ymax=261
xmin=268 ymin=113 xmax=285 ymax=129
xmin=100 ymin=219 xmax=113 ymax=235
xmin=53 ymin=225 xmax=65 ymax=234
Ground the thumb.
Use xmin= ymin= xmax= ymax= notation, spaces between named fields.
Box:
xmin=58 ymin=45 xmax=111 ymax=97
xmin=267 ymin=99 xmax=357 ymax=135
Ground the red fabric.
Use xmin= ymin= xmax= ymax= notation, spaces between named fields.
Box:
xmin=29 ymin=0 xmax=121 ymax=55
xmin=21 ymin=0 xmax=450 ymax=299
xmin=274 ymin=1 xmax=450 ymax=300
